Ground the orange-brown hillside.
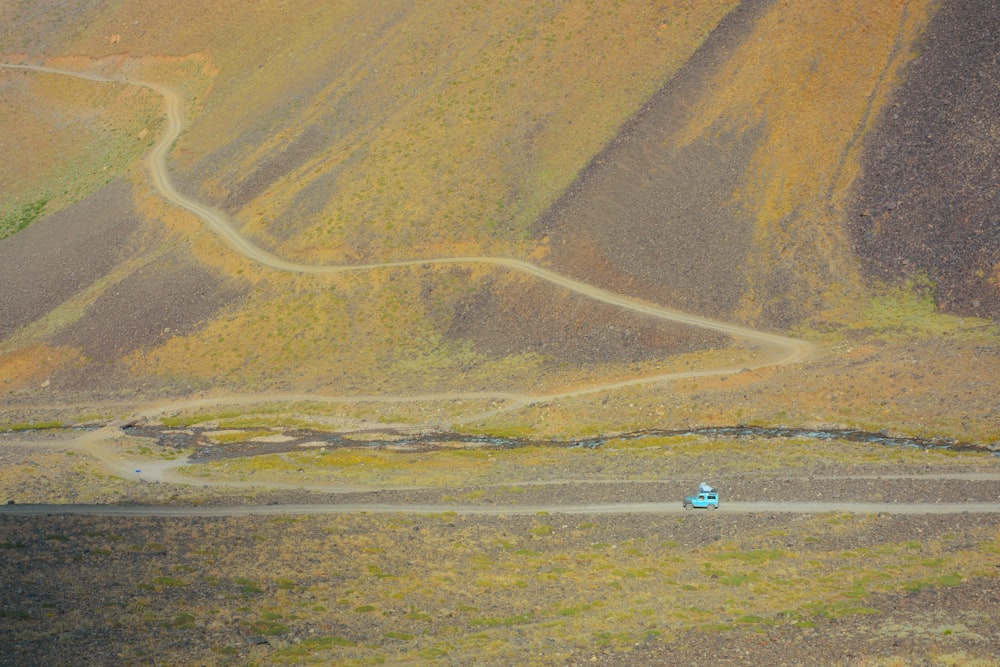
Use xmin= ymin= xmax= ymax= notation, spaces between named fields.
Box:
xmin=0 ymin=0 xmax=997 ymax=439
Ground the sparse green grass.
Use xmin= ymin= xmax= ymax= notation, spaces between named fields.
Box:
xmin=171 ymin=431 xmax=994 ymax=492
xmin=0 ymin=197 xmax=49 ymax=240
xmin=38 ymin=0 xmax=740 ymax=403
xmin=167 ymin=612 xmax=196 ymax=629
xmin=858 ymin=275 xmax=998 ymax=338
xmin=712 ymin=548 xmax=789 ymax=564
xmin=151 ymin=576 xmax=187 ymax=588
xmin=208 ymin=429 xmax=275 ymax=445
xmin=250 ymin=612 xmax=289 ymax=636
xmin=0 ymin=71 xmax=163 ymax=242
xmin=233 ymin=577 xmax=263 ymax=594
xmin=154 ymin=397 xmax=508 ymax=430
xmin=2 ymin=2 xmax=996 ymax=663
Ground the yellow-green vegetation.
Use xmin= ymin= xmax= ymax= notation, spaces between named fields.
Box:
xmin=125 ymin=441 xmax=185 ymax=461
xmin=174 ymin=0 xmax=740 ymax=259
xmin=130 ymin=268 xmax=549 ymax=393
xmin=3 ymin=3 xmax=998 ymax=662
xmin=3 ymin=1 xmax=994 ymax=446
xmin=154 ymin=397 xmax=511 ymax=430
xmin=183 ymin=444 xmax=588 ymax=488
xmin=2 ymin=417 xmax=999 ymax=664
xmin=1 ymin=420 xmax=65 ymax=431
xmin=806 ymin=274 xmax=1000 ymax=344
xmin=0 ymin=197 xmax=49 ymax=241
xmin=856 ymin=280 xmax=998 ymax=340
xmin=124 ymin=218 xmax=750 ymax=399
xmin=206 ymin=430 xmax=275 ymax=445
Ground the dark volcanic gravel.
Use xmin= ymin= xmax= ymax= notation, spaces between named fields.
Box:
xmin=850 ymin=0 xmax=1000 ymax=318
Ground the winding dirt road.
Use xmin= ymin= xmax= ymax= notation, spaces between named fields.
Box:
xmin=0 ymin=62 xmax=841 ymax=513
xmin=0 ymin=62 xmax=814 ymax=390
xmin=1 ymin=61 xmax=819 ymax=437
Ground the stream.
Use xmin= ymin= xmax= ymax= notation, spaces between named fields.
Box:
xmin=119 ymin=424 xmax=994 ymax=463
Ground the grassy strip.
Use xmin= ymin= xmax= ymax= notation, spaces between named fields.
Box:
xmin=1 ymin=420 xmax=65 ymax=432
xmin=0 ymin=197 xmax=49 ymax=240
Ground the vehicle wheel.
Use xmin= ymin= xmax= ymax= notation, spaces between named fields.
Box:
xmin=709 ymin=504 xmax=718 ymax=510
xmin=683 ymin=503 xmax=690 ymax=510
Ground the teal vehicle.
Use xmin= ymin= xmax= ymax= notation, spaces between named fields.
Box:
xmin=682 ymin=491 xmax=719 ymax=509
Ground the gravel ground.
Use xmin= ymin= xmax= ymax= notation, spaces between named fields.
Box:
xmin=2 ymin=432 xmax=999 ymax=666
xmin=1 ymin=508 xmax=998 ymax=666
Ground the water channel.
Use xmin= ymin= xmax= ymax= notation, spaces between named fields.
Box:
xmin=119 ymin=423 xmax=995 ymax=462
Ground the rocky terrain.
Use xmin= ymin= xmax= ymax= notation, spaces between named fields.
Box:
xmin=2 ymin=509 xmax=998 ymax=667
xmin=2 ymin=429 xmax=1000 ymax=666
xmin=849 ymin=0 xmax=1000 ymax=319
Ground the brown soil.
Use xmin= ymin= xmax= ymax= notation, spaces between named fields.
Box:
xmin=2 ymin=0 xmax=993 ymax=402
xmin=0 ymin=2 xmax=998 ymax=662
xmin=49 ymin=246 xmax=248 ymax=390
xmin=2 ymin=428 xmax=999 ymax=665
xmin=0 ymin=175 xmax=247 ymax=396
xmin=447 ymin=273 xmax=727 ymax=365
xmin=627 ymin=576 xmax=1000 ymax=667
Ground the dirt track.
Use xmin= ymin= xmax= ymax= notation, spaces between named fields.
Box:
xmin=2 ymin=465 xmax=999 ymax=666
xmin=5 ymin=424 xmax=1000 ymax=519
xmin=0 ymin=66 xmax=994 ymax=525
xmin=4 ymin=500 xmax=1000 ymax=518
xmin=0 ymin=62 xmax=814 ymax=426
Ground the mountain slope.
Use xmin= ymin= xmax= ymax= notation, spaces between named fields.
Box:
xmin=539 ymin=0 xmax=942 ymax=329
xmin=0 ymin=0 xmax=996 ymax=437
xmin=1 ymin=0 xmax=743 ymax=398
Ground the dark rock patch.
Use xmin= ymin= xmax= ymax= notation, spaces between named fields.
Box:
xmin=447 ymin=275 xmax=726 ymax=364
xmin=0 ymin=180 xmax=144 ymax=341
xmin=849 ymin=0 xmax=1000 ymax=318
xmin=535 ymin=0 xmax=773 ymax=322
xmin=51 ymin=247 xmax=248 ymax=364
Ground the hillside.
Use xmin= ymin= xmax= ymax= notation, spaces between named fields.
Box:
xmin=2 ymin=2 xmax=1000 ymax=665
xmin=1 ymin=0 xmax=998 ymax=441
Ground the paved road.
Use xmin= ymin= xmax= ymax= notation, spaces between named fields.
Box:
xmin=2 ymin=501 xmax=999 ymax=517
